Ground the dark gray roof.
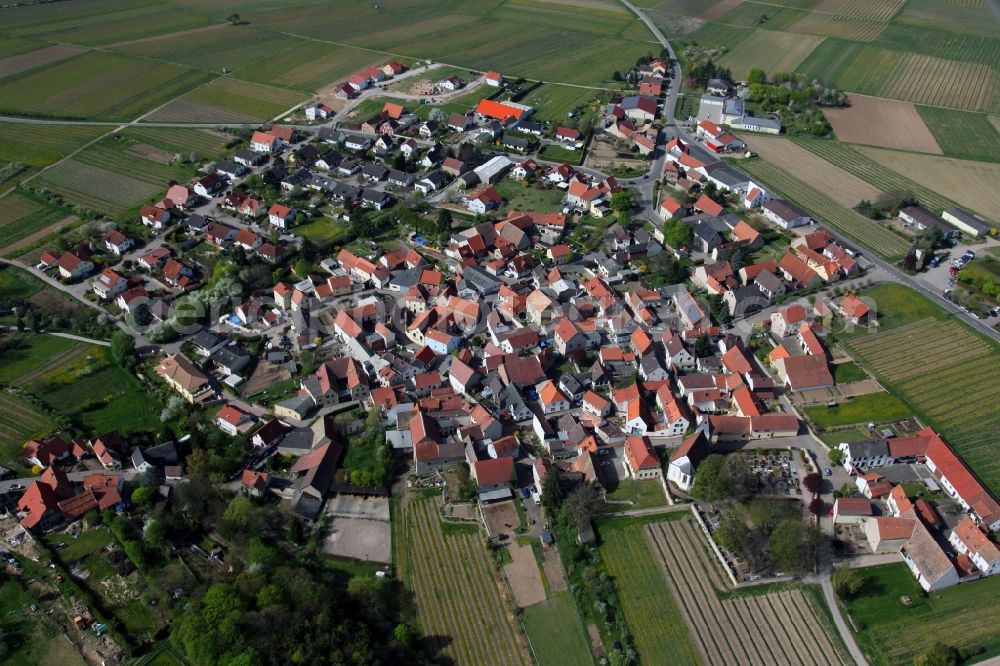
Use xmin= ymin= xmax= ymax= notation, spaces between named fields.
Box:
xmin=844 ymin=439 xmax=888 ymax=459
xmin=462 ymin=265 xmax=501 ymax=293
xmin=763 ymin=199 xmax=809 ymax=222
xmin=943 ymin=208 xmax=988 ymax=233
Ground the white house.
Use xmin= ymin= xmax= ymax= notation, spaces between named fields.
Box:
xmin=668 ymin=431 xmax=709 ymax=492
xmin=537 ymin=380 xmax=569 ymax=414
xmin=625 ymin=435 xmax=662 ymax=480
xmin=762 ymin=200 xmax=811 ymax=229
xmin=949 ymin=517 xmax=1000 ymax=576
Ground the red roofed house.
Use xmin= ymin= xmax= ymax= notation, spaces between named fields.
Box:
xmin=475 ymin=98 xmax=527 ymax=124
xmin=694 ymin=194 xmax=724 ymax=217
xmin=468 ymin=187 xmax=504 ymax=214
xmin=215 ymin=403 xmax=255 ymax=436
xmin=242 ymin=469 xmax=271 ymax=498
xmin=268 ymin=203 xmax=297 ymax=228
xmin=18 ymin=481 xmax=62 ymax=530
xmin=472 ymin=457 xmax=514 ymax=497
xmin=658 ymin=196 xmax=687 ymax=220
xmin=485 ymin=70 xmax=503 ymax=87
xmin=949 ymin=517 xmax=1000 ymax=576
xmin=833 ymin=497 xmax=873 ymax=524
xmin=251 ymin=131 xmax=280 ymax=153
xmin=104 ymin=229 xmax=133 ymax=255
xmin=24 ymin=435 xmax=70 ymax=469
xmin=625 ymin=435 xmax=662 ymax=480
xmin=838 ymin=294 xmax=871 ymax=325
xmin=57 ymin=252 xmax=94 ymax=280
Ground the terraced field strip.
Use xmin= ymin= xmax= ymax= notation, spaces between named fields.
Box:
xmin=34 ymin=159 xmax=161 ymax=217
xmin=737 ymin=158 xmax=910 ymax=259
xmin=401 ymin=499 xmax=528 ymax=666
xmin=880 ymin=53 xmax=997 ymax=114
xmin=0 ymin=392 xmax=54 ymax=450
xmin=645 ymin=519 xmax=844 ymax=665
xmin=603 ymin=521 xmax=702 ymax=665
xmin=16 ymin=341 xmax=94 ymax=389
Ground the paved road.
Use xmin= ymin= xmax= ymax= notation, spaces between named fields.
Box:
xmin=819 ymin=572 xmax=870 ymax=666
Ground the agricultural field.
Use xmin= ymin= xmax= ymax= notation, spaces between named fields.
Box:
xmin=894 ymin=0 xmax=1000 ymax=38
xmin=0 ymin=122 xmax=106 ymax=170
xmin=493 ymin=180 xmax=566 ymax=213
xmin=717 ymin=29 xmax=824 ymax=80
xmin=520 ymin=593 xmax=593 ymax=666
xmin=0 ymin=391 xmax=57 ymax=467
xmin=112 ymin=25 xmax=294 ymax=74
xmin=846 ymin=316 xmax=1000 ymax=496
xmin=739 ymin=136 xmax=882 ymax=207
xmin=0 ymin=0 xmax=213 ymax=46
xmin=155 ymin=77 xmax=309 ymax=122
xmin=844 ymin=562 xmax=1000 ymax=665
xmin=854 ymin=147 xmax=1000 ymax=223
xmin=916 ymin=106 xmax=1000 ymax=163
xmin=0 ymin=51 xmax=211 ymax=121
xmin=397 ymin=497 xmax=529 ymax=666
xmin=641 ymin=517 xmax=845 ymax=665
xmin=874 ymin=23 xmax=1000 ymax=68
xmin=793 ymin=139 xmax=956 ymax=214
xmin=600 ymin=515 xmax=701 ymax=666
xmin=0 ymin=577 xmax=87 ymax=666
xmin=238 ymin=41 xmax=379 ymax=92
xmin=35 ymin=161 xmax=161 ymax=218
xmin=0 ymin=193 xmax=74 ymax=251
xmin=822 ymin=95 xmax=942 ymax=154
xmin=0 ymin=43 xmax=88 ymax=79
xmin=118 ymin=127 xmax=234 ymax=161
xmin=736 ymin=158 xmax=911 ymax=259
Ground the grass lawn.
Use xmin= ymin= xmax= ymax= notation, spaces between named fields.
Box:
xmin=538 ymin=144 xmax=583 ymax=165
xmin=494 ymin=179 xmax=564 ymax=213
xmin=47 ymin=528 xmax=113 ymax=562
xmin=598 ymin=478 xmax=667 ymax=513
xmin=818 ymin=428 xmax=870 ymax=448
xmin=521 ymin=593 xmax=592 ymax=666
xmin=838 ymin=283 xmax=943 ymax=341
xmin=290 ymin=218 xmax=352 ymax=245
xmin=844 ymin=563 xmax=1000 ymax=665
xmin=833 ymin=361 xmax=868 ymax=384
xmin=0 ymin=263 xmax=44 ymax=299
xmin=0 ymin=579 xmax=87 ymax=666
xmin=804 ymin=392 xmax=912 ymax=428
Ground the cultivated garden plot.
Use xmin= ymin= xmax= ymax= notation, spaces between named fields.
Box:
xmin=398 ymin=498 xmax=529 ymax=666
xmin=644 ymin=519 xmax=845 ymax=666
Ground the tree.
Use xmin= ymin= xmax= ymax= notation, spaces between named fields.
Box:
xmin=724 ymin=455 xmax=753 ymax=501
xmin=223 ymin=495 xmax=258 ymax=532
xmin=748 ymin=68 xmax=767 ymax=85
xmin=110 ymin=331 xmax=136 ymax=369
xmin=563 ymin=482 xmax=600 ymax=531
xmin=808 ymin=497 xmax=825 ymax=517
xmin=803 ymin=472 xmax=822 ymax=495
xmin=227 ymin=12 xmax=241 ymax=24
xmin=715 ymin=506 xmax=750 ymax=553
xmin=691 ymin=454 xmax=730 ymax=501
xmin=769 ymin=517 xmax=825 ymax=574
xmin=610 ymin=191 xmax=631 ymax=214
xmin=542 ymin=464 xmax=564 ymax=516
xmin=131 ymin=485 xmax=156 ymax=507
xmin=394 ymin=623 xmax=413 ymax=647
xmin=694 ymin=334 xmax=712 ymax=358
xmin=132 ymin=302 xmax=152 ymax=327
xmin=428 ymin=108 xmax=448 ymax=124
xmin=914 ymin=643 xmax=959 ymax=666
xmin=828 ymin=449 xmax=844 ymax=466
xmin=832 ymin=567 xmax=866 ymax=601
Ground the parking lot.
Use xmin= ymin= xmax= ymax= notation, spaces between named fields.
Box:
xmin=919 ymin=245 xmax=1000 ymax=322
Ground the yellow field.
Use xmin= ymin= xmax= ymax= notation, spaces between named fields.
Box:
xmin=718 ymin=29 xmax=824 ymax=80
xmin=856 ymin=146 xmax=1000 ymax=222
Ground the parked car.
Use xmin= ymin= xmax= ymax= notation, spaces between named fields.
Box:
xmin=823 ymin=467 xmax=832 ymax=477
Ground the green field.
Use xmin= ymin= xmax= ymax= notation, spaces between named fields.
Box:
xmin=538 ymin=144 xmax=584 ymax=165
xmin=234 ymin=40 xmax=381 ymax=92
xmin=118 ymin=127 xmax=234 ymax=160
xmin=0 ymin=333 xmax=160 ymax=440
xmin=737 ymin=158 xmax=911 ymax=259
xmin=0 ymin=578 xmax=87 ymax=666
xmin=917 ymin=106 xmax=1000 ymax=164
xmin=793 ymin=139 xmax=957 ymax=213
xmin=0 ymin=391 xmax=57 ymax=467
xmin=0 ymin=262 xmax=45 ymax=299
xmin=844 ymin=563 xmax=1000 ymax=665
xmin=0 ymin=123 xmax=105 ymax=169
xmin=289 ymin=218 xmax=352 ymax=244
xmin=804 ymin=392 xmax=911 ymax=428
xmin=0 ymin=193 xmax=73 ymax=250
xmin=182 ymin=77 xmax=309 ymax=121
xmin=846 ymin=314 xmax=1000 ymax=496
xmin=113 ymin=25 xmax=294 ymax=73
xmin=494 ymin=178 xmax=565 ymax=212
xmin=0 ymin=51 xmax=211 ymax=120
xmin=599 ymin=515 xmax=701 ymax=666
xmin=1 ymin=0 xmax=213 ymax=46
xmin=521 ymin=593 xmax=593 ymax=666
xmin=520 ymin=84 xmax=603 ymax=123
xmin=832 ymin=361 xmax=867 ymax=384
xmin=598 ymin=478 xmax=668 ymax=513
